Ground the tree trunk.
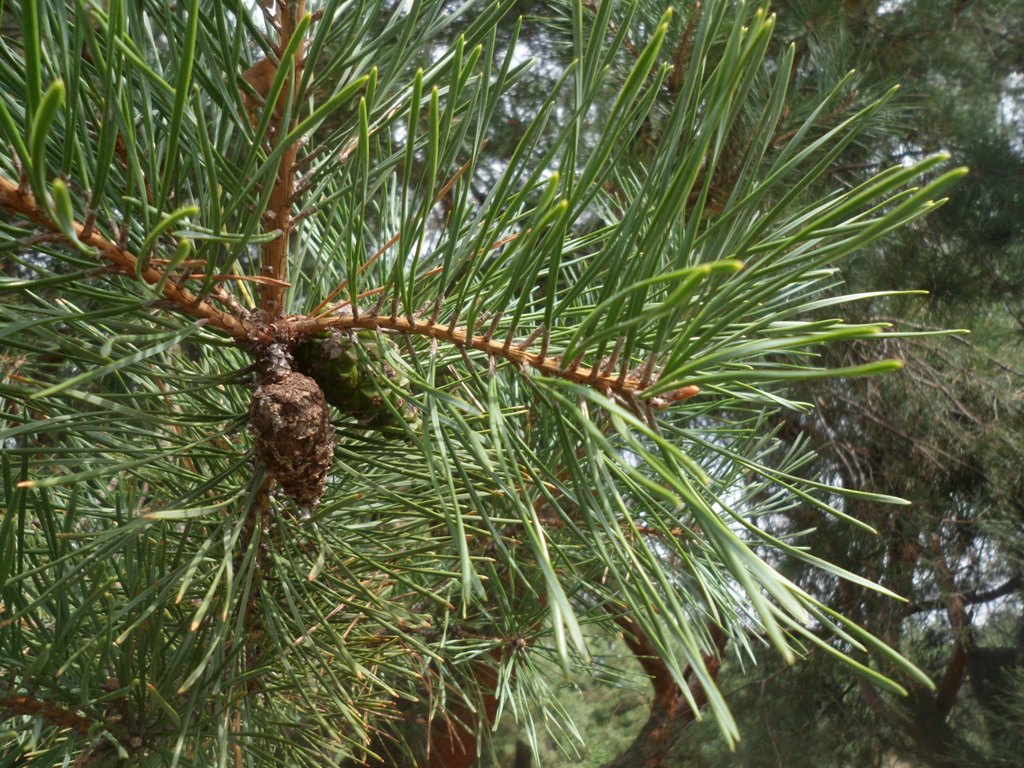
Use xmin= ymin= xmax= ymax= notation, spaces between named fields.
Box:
xmin=601 ymin=620 xmax=727 ymax=768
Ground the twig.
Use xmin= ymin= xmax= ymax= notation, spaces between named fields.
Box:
xmin=906 ymin=576 xmax=1021 ymax=616
xmin=0 ymin=174 xmax=251 ymax=338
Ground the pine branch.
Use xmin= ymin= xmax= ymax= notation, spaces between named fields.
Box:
xmin=2 ymin=162 xmax=702 ymax=407
xmin=287 ymin=311 xmax=701 ymax=405
xmin=905 ymin=576 xmax=1022 ymax=616
xmin=927 ymin=533 xmax=974 ymax=717
xmin=0 ymin=2 xmax=966 ymax=763
xmin=421 ymin=649 xmax=503 ymax=768
xmin=0 ymin=174 xmax=250 ymax=338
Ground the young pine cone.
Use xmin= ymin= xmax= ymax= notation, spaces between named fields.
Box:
xmin=293 ymin=330 xmax=420 ymax=433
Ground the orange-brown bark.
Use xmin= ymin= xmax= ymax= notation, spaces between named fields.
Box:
xmin=258 ymin=0 xmax=307 ymax=318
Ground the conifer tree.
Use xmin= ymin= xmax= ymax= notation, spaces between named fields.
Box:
xmin=0 ymin=1 xmax=963 ymax=765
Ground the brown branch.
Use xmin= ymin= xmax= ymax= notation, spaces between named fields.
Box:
xmin=857 ymin=530 xmax=979 ymax=766
xmin=0 ymin=694 xmax=97 ymax=736
xmin=906 ymin=576 xmax=1022 ymax=616
xmin=0 ymin=175 xmax=252 ymax=339
xmin=667 ymin=1 xmax=702 ymax=94
xmin=0 ymin=179 xmax=698 ymax=401
xmin=258 ymin=0 xmax=307 ymax=318
xmin=286 ymin=312 xmax=700 ymax=405
xmin=421 ymin=648 xmax=503 ymax=768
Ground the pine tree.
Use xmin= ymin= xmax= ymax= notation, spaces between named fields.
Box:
xmin=0 ymin=1 xmax=963 ymax=765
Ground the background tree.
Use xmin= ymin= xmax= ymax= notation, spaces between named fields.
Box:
xmin=0 ymin=1 xmax=964 ymax=766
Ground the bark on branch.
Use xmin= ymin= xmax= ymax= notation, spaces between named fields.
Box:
xmin=286 ymin=311 xmax=700 ymax=406
xmin=928 ymin=534 xmax=973 ymax=717
xmin=906 ymin=575 xmax=1021 ymax=616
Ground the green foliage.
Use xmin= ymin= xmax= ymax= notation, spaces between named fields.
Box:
xmin=0 ymin=1 xmax=967 ymax=765
xmin=491 ymin=636 xmax=648 ymax=767
xmin=656 ymin=1 xmax=1024 ymax=766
